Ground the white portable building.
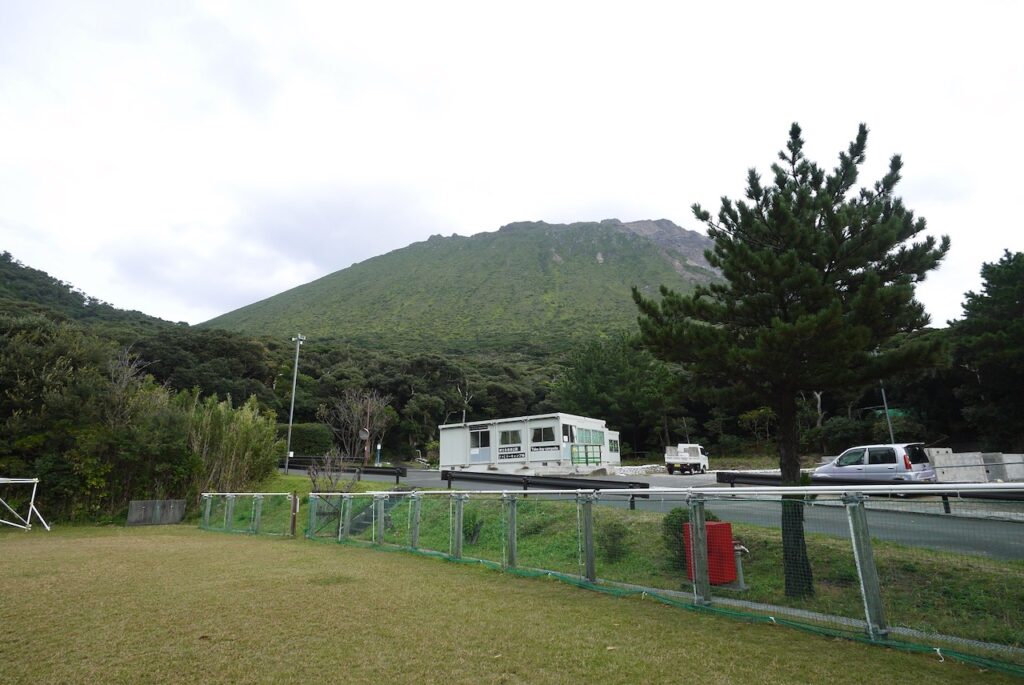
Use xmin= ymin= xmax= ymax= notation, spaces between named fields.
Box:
xmin=439 ymin=413 xmax=620 ymax=475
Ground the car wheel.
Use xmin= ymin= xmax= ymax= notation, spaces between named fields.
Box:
xmin=700 ymin=466 xmax=707 ymax=474
xmin=666 ymin=465 xmax=674 ymax=475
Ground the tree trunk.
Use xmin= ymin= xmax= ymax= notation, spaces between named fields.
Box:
xmin=776 ymin=392 xmax=814 ymax=598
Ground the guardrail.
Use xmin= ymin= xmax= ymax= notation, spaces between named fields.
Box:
xmin=277 ymin=455 xmax=408 ymax=484
xmin=440 ymin=470 xmax=650 ymax=508
xmin=715 ymin=471 xmax=1024 ymax=504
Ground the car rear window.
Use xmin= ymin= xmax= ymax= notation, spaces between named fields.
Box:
xmin=905 ymin=444 xmax=930 ymax=464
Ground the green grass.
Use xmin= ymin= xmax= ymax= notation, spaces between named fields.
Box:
xmin=262 ymin=472 xmax=393 ymax=499
xmin=373 ymin=497 xmax=1024 ymax=656
xmin=0 ymin=525 xmax=1016 ymax=684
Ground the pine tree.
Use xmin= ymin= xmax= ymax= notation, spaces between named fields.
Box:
xmin=633 ymin=123 xmax=949 ymax=596
xmin=952 ymin=251 xmax=1024 ymax=451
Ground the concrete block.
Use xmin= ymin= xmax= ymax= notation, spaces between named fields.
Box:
xmin=1003 ymin=454 xmax=1024 ymax=481
xmin=982 ymin=453 xmax=1008 ymax=482
xmin=928 ymin=450 xmax=987 ymax=483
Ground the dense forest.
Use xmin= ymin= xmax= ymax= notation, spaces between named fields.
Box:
xmin=1 ymin=244 xmax=1021 ymax=519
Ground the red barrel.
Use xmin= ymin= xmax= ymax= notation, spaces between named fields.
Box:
xmin=684 ymin=521 xmax=737 ymax=585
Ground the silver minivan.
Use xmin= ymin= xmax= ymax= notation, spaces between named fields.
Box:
xmin=814 ymin=443 xmax=937 ymax=482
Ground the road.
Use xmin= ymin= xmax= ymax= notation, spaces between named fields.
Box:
xmin=289 ymin=468 xmax=1024 ymax=560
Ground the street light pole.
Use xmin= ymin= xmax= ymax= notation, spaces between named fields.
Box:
xmin=285 ymin=334 xmax=306 ymax=475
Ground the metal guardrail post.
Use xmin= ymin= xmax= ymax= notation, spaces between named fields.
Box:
xmin=373 ymin=495 xmax=387 ymax=545
xmin=844 ymin=493 xmax=889 ymax=639
xmin=225 ymin=495 xmax=235 ymax=532
xmin=202 ymin=494 xmax=211 ymax=529
xmin=504 ymin=493 xmax=517 ymax=569
xmin=306 ymin=494 xmax=318 ymax=539
xmin=339 ymin=494 xmax=352 ymax=541
xmin=688 ymin=495 xmax=711 ymax=605
xmin=410 ymin=494 xmax=422 ymax=549
xmin=578 ymin=492 xmax=596 ymax=583
xmin=252 ymin=495 xmax=263 ymax=534
xmin=452 ymin=494 xmax=468 ymax=559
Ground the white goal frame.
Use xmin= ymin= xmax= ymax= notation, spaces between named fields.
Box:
xmin=0 ymin=478 xmax=51 ymax=531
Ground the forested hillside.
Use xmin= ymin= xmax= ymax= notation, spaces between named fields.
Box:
xmin=202 ymin=219 xmax=717 ymax=354
xmin=0 ymin=251 xmax=172 ymax=340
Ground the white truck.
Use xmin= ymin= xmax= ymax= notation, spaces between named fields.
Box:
xmin=665 ymin=443 xmax=709 ymax=475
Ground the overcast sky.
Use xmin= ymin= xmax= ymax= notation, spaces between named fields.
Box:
xmin=2 ymin=1 xmax=1021 ymax=327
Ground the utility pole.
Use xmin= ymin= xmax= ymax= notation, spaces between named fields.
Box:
xmin=879 ymin=380 xmax=896 ymax=445
xmin=363 ymin=396 xmax=372 ymax=465
xmin=285 ymin=334 xmax=306 ymax=474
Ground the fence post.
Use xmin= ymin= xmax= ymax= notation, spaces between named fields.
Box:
xmin=452 ymin=494 xmax=467 ymax=559
xmin=252 ymin=495 xmax=263 ymax=534
xmin=225 ymin=495 xmax=235 ymax=532
xmin=339 ymin=494 xmax=352 ymax=541
xmin=289 ymin=491 xmax=298 ymax=537
xmin=578 ymin=492 xmax=596 ymax=583
xmin=373 ymin=495 xmax=387 ymax=545
xmin=410 ymin=494 xmax=422 ymax=549
xmin=844 ymin=493 xmax=889 ymax=639
xmin=504 ymin=493 xmax=517 ymax=569
xmin=202 ymin=494 xmax=211 ymax=529
xmin=688 ymin=494 xmax=711 ymax=605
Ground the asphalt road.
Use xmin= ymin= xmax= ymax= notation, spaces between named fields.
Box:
xmin=290 ymin=468 xmax=1024 ymax=560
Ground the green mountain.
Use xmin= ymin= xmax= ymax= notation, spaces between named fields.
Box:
xmin=202 ymin=219 xmax=715 ymax=354
xmin=0 ymin=251 xmax=173 ymax=338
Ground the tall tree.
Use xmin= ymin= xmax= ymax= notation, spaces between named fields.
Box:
xmin=553 ymin=332 xmax=681 ymax=455
xmin=317 ymin=389 xmax=396 ymax=464
xmin=951 ymin=251 xmax=1024 ymax=451
xmin=633 ymin=123 xmax=949 ymax=596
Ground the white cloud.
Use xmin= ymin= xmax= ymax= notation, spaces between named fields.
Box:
xmin=1 ymin=0 xmax=1021 ymax=326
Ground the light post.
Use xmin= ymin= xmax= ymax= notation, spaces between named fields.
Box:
xmin=285 ymin=334 xmax=306 ymax=475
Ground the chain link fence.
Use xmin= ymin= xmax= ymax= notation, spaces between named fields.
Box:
xmin=201 ymin=484 xmax=1024 ymax=676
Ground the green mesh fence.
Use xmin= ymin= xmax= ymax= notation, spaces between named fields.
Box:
xmin=513 ymin=495 xmax=583 ymax=577
xmin=201 ymin=487 xmax=1024 ymax=677
xmin=200 ymin=494 xmax=294 ymax=536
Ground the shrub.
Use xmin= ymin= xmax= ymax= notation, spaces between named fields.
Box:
xmin=661 ymin=507 xmax=719 ymax=570
xmin=596 ymin=519 xmax=630 ymax=563
xmin=820 ymin=416 xmax=870 ymax=454
xmin=279 ymin=422 xmax=333 ymax=456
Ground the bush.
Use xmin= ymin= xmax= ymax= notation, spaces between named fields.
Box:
xmin=596 ymin=519 xmax=630 ymax=563
xmin=870 ymin=414 xmax=926 ymax=444
xmin=279 ymin=422 xmax=333 ymax=456
xmin=661 ymin=507 xmax=719 ymax=570
xmin=820 ymin=416 xmax=870 ymax=454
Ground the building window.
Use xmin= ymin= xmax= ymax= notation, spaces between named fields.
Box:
xmin=470 ymin=429 xmax=490 ymax=449
xmin=562 ymin=424 xmax=575 ymax=443
xmin=532 ymin=427 xmax=555 ymax=443
xmin=500 ymin=430 xmax=521 ymax=446
xmin=609 ymin=439 xmax=619 ymax=453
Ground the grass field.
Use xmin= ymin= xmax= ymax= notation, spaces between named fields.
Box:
xmin=365 ymin=496 xmax=1024 ymax=651
xmin=0 ymin=525 xmax=1017 ymax=684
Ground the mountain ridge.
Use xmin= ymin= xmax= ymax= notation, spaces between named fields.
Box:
xmin=202 ymin=218 xmax=715 ymax=355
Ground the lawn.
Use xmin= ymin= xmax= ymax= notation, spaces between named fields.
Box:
xmin=371 ymin=497 xmax=1024 ymax=653
xmin=0 ymin=525 xmax=1016 ymax=684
